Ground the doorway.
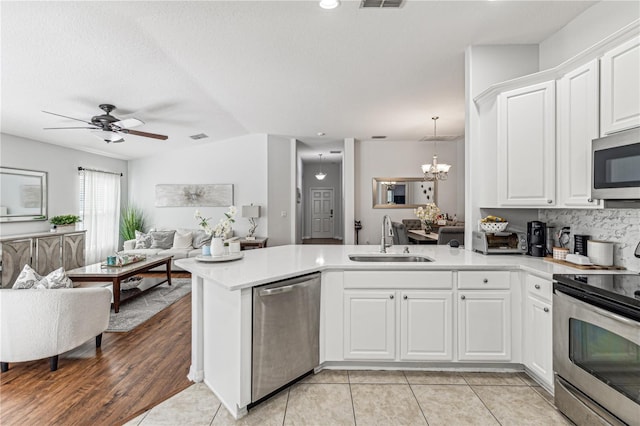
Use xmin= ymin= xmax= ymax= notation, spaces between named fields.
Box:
xmin=310 ymin=188 xmax=334 ymax=238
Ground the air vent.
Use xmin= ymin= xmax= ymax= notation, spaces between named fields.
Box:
xmin=330 ymin=150 xmax=342 ymax=154
xmin=190 ymin=133 xmax=209 ymax=140
xmin=360 ymin=0 xmax=403 ymax=8
xmin=371 ymin=135 xmax=387 ymax=139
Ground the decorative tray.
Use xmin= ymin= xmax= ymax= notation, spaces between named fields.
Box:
xmin=101 ymin=255 xmax=147 ymax=268
xmin=195 ymin=253 xmax=244 ymax=263
xmin=544 ymin=256 xmax=625 ymax=270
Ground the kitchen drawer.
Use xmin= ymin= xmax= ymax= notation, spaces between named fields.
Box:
xmin=344 ymin=271 xmax=452 ymax=289
xmin=526 ymin=274 xmax=552 ymax=301
xmin=457 ymin=271 xmax=510 ymax=289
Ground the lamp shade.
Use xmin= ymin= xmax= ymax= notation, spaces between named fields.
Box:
xmin=242 ymin=205 xmax=261 ymax=218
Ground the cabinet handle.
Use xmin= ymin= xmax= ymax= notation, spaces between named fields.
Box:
xmin=587 ymin=198 xmax=593 ymax=203
xmin=461 ymin=295 xmax=466 ymax=300
xmin=544 ymin=307 xmax=549 ymax=313
xmin=403 ymin=295 xmax=408 ymax=300
xmin=389 ymin=294 xmax=394 ymax=300
xmin=483 ymin=278 xmax=488 ymax=283
xmin=535 ymin=284 xmax=541 ymax=289
xmin=547 ymin=199 xmax=553 ymax=204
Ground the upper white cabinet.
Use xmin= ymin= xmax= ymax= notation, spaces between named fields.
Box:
xmin=557 ymin=59 xmax=601 ymax=208
xmin=497 ymin=81 xmax=556 ymax=206
xmin=601 ymin=36 xmax=640 ymax=135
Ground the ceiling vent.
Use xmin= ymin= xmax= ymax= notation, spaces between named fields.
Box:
xmin=360 ymin=0 xmax=403 ymax=8
xmin=190 ymin=133 xmax=209 ymax=140
xmin=330 ymin=150 xmax=342 ymax=154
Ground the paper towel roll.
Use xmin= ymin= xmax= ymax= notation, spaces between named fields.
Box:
xmin=587 ymin=240 xmax=614 ymax=266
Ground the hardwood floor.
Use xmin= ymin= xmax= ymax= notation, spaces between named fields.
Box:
xmin=0 ymin=278 xmax=192 ymax=426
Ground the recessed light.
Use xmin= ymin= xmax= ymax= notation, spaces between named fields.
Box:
xmin=319 ymin=0 xmax=340 ymax=9
xmin=317 ymin=132 xmax=326 ymax=136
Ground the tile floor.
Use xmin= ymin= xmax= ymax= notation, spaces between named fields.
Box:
xmin=124 ymin=371 xmax=569 ymax=426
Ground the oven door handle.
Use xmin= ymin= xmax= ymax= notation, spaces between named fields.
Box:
xmin=555 ymin=289 xmax=639 ymax=326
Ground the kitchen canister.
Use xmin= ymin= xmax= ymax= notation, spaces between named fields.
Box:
xmin=553 ymin=247 xmax=569 ymax=260
xmin=587 ymin=240 xmax=614 ymax=266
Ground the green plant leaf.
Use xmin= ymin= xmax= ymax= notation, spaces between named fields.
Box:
xmin=120 ymin=204 xmax=146 ymax=241
xmin=50 ymin=215 xmax=81 ymax=225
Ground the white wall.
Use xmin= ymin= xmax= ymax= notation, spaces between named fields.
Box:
xmin=302 ymin=161 xmax=343 ymax=239
xmin=0 ymin=133 xmax=128 ymax=236
xmin=127 ymin=134 xmax=268 ymax=239
xmin=267 ymin=135 xmax=294 ymax=246
xmin=539 ymin=1 xmax=640 ymax=69
xmin=354 ymin=138 xmax=464 ymax=246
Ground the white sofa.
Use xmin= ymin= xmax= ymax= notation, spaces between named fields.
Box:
xmin=0 ymin=287 xmax=111 ymax=371
xmin=119 ymin=228 xmax=223 ymax=270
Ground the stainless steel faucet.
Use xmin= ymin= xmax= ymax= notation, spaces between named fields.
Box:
xmin=380 ymin=215 xmax=394 ymax=253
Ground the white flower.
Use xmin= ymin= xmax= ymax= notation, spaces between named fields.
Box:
xmin=414 ymin=203 xmax=441 ymax=223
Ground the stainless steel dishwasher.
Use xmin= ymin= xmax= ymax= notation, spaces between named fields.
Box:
xmin=252 ymin=272 xmax=321 ymax=403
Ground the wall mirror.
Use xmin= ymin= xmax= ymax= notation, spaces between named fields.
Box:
xmin=372 ymin=177 xmax=437 ymax=209
xmin=0 ymin=167 xmax=48 ymax=222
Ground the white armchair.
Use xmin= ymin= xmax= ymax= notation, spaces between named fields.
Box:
xmin=0 ymin=287 xmax=111 ymax=372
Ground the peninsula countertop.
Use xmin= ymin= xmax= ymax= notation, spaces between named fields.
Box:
xmin=174 ymin=244 xmax=633 ymax=291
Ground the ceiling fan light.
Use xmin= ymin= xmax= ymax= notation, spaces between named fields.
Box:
xmin=319 ymin=0 xmax=340 ymax=9
xmin=92 ymin=130 xmax=123 ymax=142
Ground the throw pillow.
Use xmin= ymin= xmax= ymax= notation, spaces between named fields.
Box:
xmin=192 ymin=230 xmax=212 ymax=248
xmin=35 ymin=267 xmax=73 ymax=289
xmin=12 ymin=265 xmax=73 ymax=289
xmin=12 ymin=264 xmax=43 ymax=289
xmin=172 ymin=230 xmax=193 ymax=249
xmin=150 ymin=230 xmax=176 ymax=249
xmin=134 ymin=230 xmax=153 ymax=249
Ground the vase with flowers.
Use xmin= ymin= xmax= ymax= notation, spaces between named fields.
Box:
xmin=414 ymin=203 xmax=441 ymax=233
xmin=195 ymin=206 xmax=237 ymax=256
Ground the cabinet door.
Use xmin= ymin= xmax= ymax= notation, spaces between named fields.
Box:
xmin=525 ymin=295 xmax=553 ymax=387
xmin=458 ymin=291 xmax=511 ymax=361
xmin=344 ymin=290 xmax=395 ymax=360
xmin=497 ymin=81 xmax=556 ymax=206
xmin=558 ymin=60 xmax=601 ymax=208
xmin=34 ymin=235 xmax=62 ymax=275
xmin=400 ymin=291 xmax=453 ymax=361
xmin=601 ymin=36 xmax=640 ymax=135
xmin=63 ymin=233 xmax=85 ymax=270
xmin=1 ymin=239 xmax=32 ymax=288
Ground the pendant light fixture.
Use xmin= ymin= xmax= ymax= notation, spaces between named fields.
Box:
xmin=421 ymin=116 xmax=452 ymax=181
xmin=315 ymin=153 xmax=327 ymax=180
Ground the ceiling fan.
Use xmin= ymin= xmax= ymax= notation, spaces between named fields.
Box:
xmin=42 ymin=104 xmax=168 ymax=143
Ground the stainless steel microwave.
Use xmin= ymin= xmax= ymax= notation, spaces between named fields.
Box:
xmin=592 ymin=127 xmax=640 ymax=202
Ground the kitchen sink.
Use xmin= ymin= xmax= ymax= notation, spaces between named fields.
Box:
xmin=348 ymin=254 xmax=433 ymax=263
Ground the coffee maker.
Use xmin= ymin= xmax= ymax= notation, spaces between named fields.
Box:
xmin=527 ymin=221 xmax=547 ymax=257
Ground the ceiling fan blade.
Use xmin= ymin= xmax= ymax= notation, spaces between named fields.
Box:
xmin=42 ymin=110 xmax=93 ymax=125
xmin=44 ymin=126 xmax=97 ymax=130
xmin=122 ymin=129 xmax=168 ymax=140
xmin=113 ymin=118 xmax=144 ymax=129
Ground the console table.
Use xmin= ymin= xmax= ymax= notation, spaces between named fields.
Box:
xmin=239 ymin=237 xmax=268 ymax=250
xmin=0 ymin=230 xmax=86 ymax=288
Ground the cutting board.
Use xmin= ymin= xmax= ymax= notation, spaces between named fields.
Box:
xmin=544 ymin=256 xmax=626 ymax=270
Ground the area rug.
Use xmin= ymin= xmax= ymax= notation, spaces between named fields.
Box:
xmin=106 ymin=278 xmax=191 ymax=332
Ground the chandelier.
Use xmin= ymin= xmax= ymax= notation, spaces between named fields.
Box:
xmin=421 ymin=116 xmax=451 ymax=181
xmin=315 ymin=153 xmax=327 ymax=180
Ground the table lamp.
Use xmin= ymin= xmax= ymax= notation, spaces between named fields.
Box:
xmin=242 ymin=205 xmax=261 ymax=240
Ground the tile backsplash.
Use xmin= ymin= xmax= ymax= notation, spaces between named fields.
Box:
xmin=538 ymin=209 xmax=640 ymax=272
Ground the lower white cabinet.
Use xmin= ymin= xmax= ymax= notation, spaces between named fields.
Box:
xmin=400 ymin=291 xmax=453 ymax=361
xmin=524 ymin=274 xmax=553 ymax=388
xmin=458 ymin=291 xmax=512 ymax=361
xmin=344 ymin=290 xmax=396 ymax=360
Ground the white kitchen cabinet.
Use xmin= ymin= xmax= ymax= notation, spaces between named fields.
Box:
xmin=601 ymin=36 xmax=640 ymax=135
xmin=458 ymin=291 xmax=511 ymax=361
xmin=497 ymin=81 xmax=556 ymax=206
xmin=400 ymin=291 xmax=453 ymax=361
xmin=557 ymin=59 xmax=601 ymax=208
xmin=343 ymin=290 xmax=396 ymax=360
xmin=524 ymin=274 xmax=553 ymax=389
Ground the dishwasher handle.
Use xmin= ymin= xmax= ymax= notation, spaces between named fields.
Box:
xmin=258 ymin=281 xmax=313 ymax=297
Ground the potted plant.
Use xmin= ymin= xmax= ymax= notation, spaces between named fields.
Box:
xmin=120 ymin=205 xmax=146 ymax=241
xmin=50 ymin=214 xmax=81 ymax=232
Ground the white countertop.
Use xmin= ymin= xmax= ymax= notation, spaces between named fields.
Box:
xmin=175 ymin=245 xmax=636 ymax=291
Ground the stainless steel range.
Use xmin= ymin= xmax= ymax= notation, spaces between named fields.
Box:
xmin=553 ymin=273 xmax=640 ymax=425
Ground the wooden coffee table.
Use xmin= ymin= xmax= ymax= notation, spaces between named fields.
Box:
xmin=67 ymin=255 xmax=173 ymax=313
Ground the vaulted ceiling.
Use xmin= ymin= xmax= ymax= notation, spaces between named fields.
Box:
xmin=1 ymin=1 xmax=596 ymax=160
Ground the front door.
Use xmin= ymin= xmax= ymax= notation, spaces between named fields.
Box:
xmin=311 ymin=188 xmax=334 ymax=238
